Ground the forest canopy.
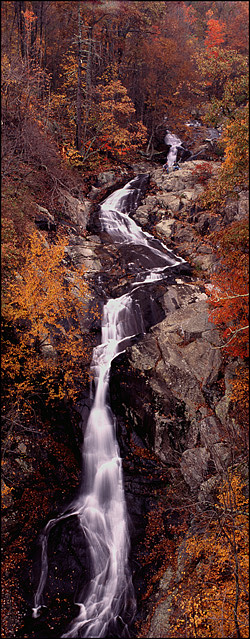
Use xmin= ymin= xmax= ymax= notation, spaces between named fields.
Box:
xmin=1 ymin=1 xmax=249 ymax=169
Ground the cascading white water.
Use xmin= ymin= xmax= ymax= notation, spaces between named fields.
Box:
xmin=100 ymin=178 xmax=185 ymax=284
xmin=60 ymin=295 xmax=138 ymax=638
xmin=164 ymin=130 xmax=183 ymax=167
xmin=32 ymin=175 xmax=185 ymax=638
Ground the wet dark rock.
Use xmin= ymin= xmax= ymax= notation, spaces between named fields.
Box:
xmin=86 ymin=204 xmax=103 ymax=234
xmin=35 ymin=218 xmax=57 ymax=232
xmin=87 ymin=172 xmax=134 ymax=206
xmin=45 ymin=516 xmax=89 ymax=600
xmin=177 ymin=146 xmax=192 ymax=162
xmin=191 ymin=211 xmax=222 ymax=235
xmin=22 ymin=516 xmax=89 ymax=638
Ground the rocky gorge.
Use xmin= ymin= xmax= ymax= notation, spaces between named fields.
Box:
xmin=2 ymin=149 xmax=248 ymax=638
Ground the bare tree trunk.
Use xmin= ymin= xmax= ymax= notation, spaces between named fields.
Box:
xmin=15 ymin=0 xmax=26 ymax=59
xmin=29 ymin=2 xmax=38 ymax=64
xmin=82 ymin=23 xmax=93 ymax=149
xmin=76 ymin=1 xmax=82 ymax=152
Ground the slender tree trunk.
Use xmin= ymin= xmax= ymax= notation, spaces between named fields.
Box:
xmin=82 ymin=24 xmax=93 ymax=148
xmin=76 ymin=1 xmax=82 ymax=152
xmin=15 ymin=0 xmax=26 ymax=59
xmin=29 ymin=4 xmax=38 ymax=65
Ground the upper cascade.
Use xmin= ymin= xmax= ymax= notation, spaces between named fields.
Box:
xmin=164 ymin=130 xmax=183 ymax=167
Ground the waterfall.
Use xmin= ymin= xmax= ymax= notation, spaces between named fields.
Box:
xmin=32 ymin=175 xmax=185 ymax=638
xmin=164 ymin=130 xmax=183 ymax=167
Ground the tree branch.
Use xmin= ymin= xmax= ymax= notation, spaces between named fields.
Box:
xmin=211 ymin=293 xmax=249 ymax=302
xmin=211 ymin=325 xmax=249 ymax=349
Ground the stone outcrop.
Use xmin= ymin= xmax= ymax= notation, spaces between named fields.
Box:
xmin=55 ymin=158 xmax=247 ymax=501
xmin=64 ymin=234 xmax=102 ymax=274
xmin=109 ymin=160 xmax=247 ymax=638
xmin=131 ymin=160 xmax=221 ymax=274
xmin=110 ymin=280 xmax=235 ymax=492
xmin=131 ymin=160 xmax=248 ymax=273
xmin=57 ymin=187 xmax=92 ymax=231
xmin=134 ymin=160 xmax=217 ymax=223
xmin=34 ymin=204 xmax=57 ymax=231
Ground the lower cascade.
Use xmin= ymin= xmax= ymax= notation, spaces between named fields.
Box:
xmin=32 ymin=175 xmax=186 ymax=638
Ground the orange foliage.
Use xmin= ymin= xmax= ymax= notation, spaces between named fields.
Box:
xmin=138 ymin=468 xmax=249 ymax=639
xmin=220 ymin=107 xmax=249 ymax=192
xmin=96 ymin=77 xmax=147 ymax=161
xmin=205 ymin=11 xmax=225 ymax=54
xmin=230 ymin=365 xmax=249 ymax=438
xmin=224 ymin=1 xmax=249 ymax=54
xmin=183 ymin=4 xmax=197 ymax=27
xmin=168 ymin=469 xmax=249 ymax=638
xmin=2 ymin=231 xmax=94 ymax=405
xmin=206 ymin=219 xmax=249 ymax=358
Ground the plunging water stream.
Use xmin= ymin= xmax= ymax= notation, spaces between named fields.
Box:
xmin=32 ymin=175 xmax=186 ymax=638
xmin=164 ymin=130 xmax=183 ymax=167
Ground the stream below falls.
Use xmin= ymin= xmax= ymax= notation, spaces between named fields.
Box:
xmin=32 ymin=174 xmax=188 ymax=638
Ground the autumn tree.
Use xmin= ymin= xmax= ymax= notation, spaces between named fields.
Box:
xmin=121 ymin=1 xmax=196 ymax=147
xmin=2 ymin=231 xmax=94 ymax=409
xmin=206 ymin=219 xmax=249 ymax=359
xmin=190 ymin=1 xmax=248 ymax=134
xmin=96 ymin=74 xmax=147 ymax=162
xmin=192 ymin=6 xmax=248 ymax=210
xmin=51 ymin=54 xmax=147 ymax=168
xmin=204 ymin=218 xmax=249 ymax=440
xmin=183 ymin=1 xmax=248 ymax=54
xmin=204 ymin=9 xmax=225 ymax=53
xmin=222 ymin=1 xmax=249 ymax=54
xmin=168 ymin=467 xmax=249 ymax=639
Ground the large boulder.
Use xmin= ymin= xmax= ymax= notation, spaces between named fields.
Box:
xmin=222 ymin=191 xmax=249 ymax=224
xmin=58 ymin=188 xmax=92 ymax=231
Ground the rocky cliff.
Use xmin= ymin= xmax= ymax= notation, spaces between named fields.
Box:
xmin=61 ymin=158 xmax=248 ymax=637
xmin=2 ymin=158 xmax=248 ymax=638
xmin=107 ymin=160 xmax=248 ymax=637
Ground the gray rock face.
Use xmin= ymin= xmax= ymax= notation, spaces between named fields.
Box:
xmin=111 ymin=282 xmax=230 ymax=482
xmin=95 ymin=171 xmax=117 ymax=187
xmin=180 ymin=447 xmax=211 ymax=490
xmin=130 ymin=159 xmax=248 ymax=282
xmin=51 ymin=162 xmax=243 ymax=494
xmin=238 ymin=191 xmax=249 ymax=218
xmin=129 ymin=160 xmax=225 ymax=273
xmin=58 ymin=188 xmax=91 ymax=230
xmin=146 ymin=566 xmax=174 ymax=638
xmin=54 ymin=163 xmax=242 ymax=501
xmin=65 ymin=236 xmax=102 ymax=274
xmin=199 ymin=415 xmax=222 ymax=447
xmin=155 ymin=219 xmax=175 ymax=238
xmin=223 ymin=192 xmax=249 ymax=223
